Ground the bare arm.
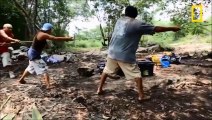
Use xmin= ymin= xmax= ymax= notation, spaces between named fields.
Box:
xmin=154 ymin=26 xmax=180 ymax=33
xmin=0 ymin=42 xmax=10 ymax=46
xmin=0 ymin=30 xmax=20 ymax=42
xmin=41 ymin=33 xmax=74 ymax=41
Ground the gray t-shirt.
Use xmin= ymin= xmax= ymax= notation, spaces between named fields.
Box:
xmin=108 ymin=16 xmax=155 ymax=63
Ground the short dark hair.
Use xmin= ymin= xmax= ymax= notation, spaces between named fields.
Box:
xmin=125 ymin=6 xmax=138 ymax=18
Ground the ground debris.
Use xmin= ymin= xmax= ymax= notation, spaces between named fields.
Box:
xmin=77 ymin=67 xmax=94 ymax=77
xmin=0 ymin=50 xmax=211 ymax=119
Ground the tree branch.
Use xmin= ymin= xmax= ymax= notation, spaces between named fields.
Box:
xmin=28 ymin=0 xmax=35 ymax=16
xmin=12 ymin=0 xmax=31 ymax=20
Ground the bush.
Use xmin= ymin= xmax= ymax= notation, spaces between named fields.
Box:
xmin=90 ymin=40 xmax=101 ymax=47
xmin=76 ymin=43 xmax=88 ymax=48
xmin=66 ymin=40 xmax=102 ymax=49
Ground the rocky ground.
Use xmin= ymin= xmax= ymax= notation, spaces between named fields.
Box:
xmin=0 ymin=49 xmax=212 ymax=120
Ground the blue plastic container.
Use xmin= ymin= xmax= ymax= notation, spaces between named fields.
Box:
xmin=160 ymin=56 xmax=170 ymax=68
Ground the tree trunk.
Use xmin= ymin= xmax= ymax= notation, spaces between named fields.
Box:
xmin=99 ymin=24 xmax=107 ymax=46
xmin=12 ymin=0 xmax=39 ymax=40
xmin=43 ymin=0 xmax=47 ymax=22
xmin=23 ymin=0 xmax=28 ymax=40
xmin=33 ymin=0 xmax=38 ymax=35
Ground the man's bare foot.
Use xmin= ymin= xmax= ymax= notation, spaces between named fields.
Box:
xmin=96 ymin=89 xmax=104 ymax=95
xmin=18 ymin=80 xmax=26 ymax=84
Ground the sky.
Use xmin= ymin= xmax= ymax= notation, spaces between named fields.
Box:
xmin=67 ymin=2 xmax=212 ymax=35
xmin=67 ymin=16 xmax=100 ymax=35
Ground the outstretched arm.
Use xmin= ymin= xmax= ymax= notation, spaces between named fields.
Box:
xmin=42 ymin=33 xmax=74 ymax=41
xmin=154 ymin=26 xmax=180 ymax=33
xmin=0 ymin=30 xmax=20 ymax=43
xmin=139 ymin=23 xmax=180 ymax=35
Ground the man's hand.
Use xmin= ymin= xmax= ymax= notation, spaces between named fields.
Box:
xmin=172 ymin=27 xmax=180 ymax=32
xmin=70 ymin=36 xmax=74 ymax=40
xmin=13 ymin=39 xmax=20 ymax=43
xmin=65 ymin=36 xmax=74 ymax=41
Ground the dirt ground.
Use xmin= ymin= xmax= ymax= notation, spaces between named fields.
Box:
xmin=0 ymin=50 xmax=211 ymax=120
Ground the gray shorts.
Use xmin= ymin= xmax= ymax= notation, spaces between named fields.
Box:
xmin=26 ymin=59 xmax=48 ymax=75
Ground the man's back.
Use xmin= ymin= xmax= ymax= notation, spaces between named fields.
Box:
xmin=108 ymin=16 xmax=155 ymax=63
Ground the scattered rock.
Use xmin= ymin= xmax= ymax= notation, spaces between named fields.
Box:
xmin=72 ymin=96 xmax=86 ymax=104
xmin=77 ymin=67 xmax=94 ymax=77
xmin=102 ymin=114 xmax=111 ymax=120
xmin=205 ymin=58 xmax=212 ymax=62
xmin=137 ymin=47 xmax=148 ymax=53
xmin=189 ymin=52 xmax=195 ymax=57
xmin=1 ymin=46 xmax=212 ymax=120
xmin=197 ymin=80 xmax=211 ymax=85
xmin=82 ymin=56 xmax=89 ymax=61
xmin=148 ymin=44 xmax=160 ymax=52
xmin=64 ymin=53 xmax=76 ymax=62
xmin=193 ymin=71 xmax=203 ymax=76
xmin=167 ymin=79 xmax=174 ymax=85
xmin=202 ymin=51 xmax=209 ymax=57
xmin=19 ymin=46 xmax=29 ymax=52
xmin=208 ymin=52 xmax=212 ymax=58
xmin=167 ymin=87 xmax=177 ymax=91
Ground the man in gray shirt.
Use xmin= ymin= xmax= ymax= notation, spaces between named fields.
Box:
xmin=97 ymin=6 xmax=180 ymax=101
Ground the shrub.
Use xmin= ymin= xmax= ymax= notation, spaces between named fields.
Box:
xmin=66 ymin=40 xmax=102 ymax=49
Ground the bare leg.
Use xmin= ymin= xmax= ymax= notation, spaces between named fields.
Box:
xmin=135 ymin=77 xmax=145 ymax=100
xmin=97 ymin=73 xmax=108 ymax=94
xmin=43 ymin=73 xmax=50 ymax=88
xmin=18 ymin=69 xmax=30 ymax=84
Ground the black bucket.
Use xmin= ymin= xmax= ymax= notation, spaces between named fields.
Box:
xmin=137 ymin=60 xmax=154 ymax=77
xmin=97 ymin=60 xmax=154 ymax=77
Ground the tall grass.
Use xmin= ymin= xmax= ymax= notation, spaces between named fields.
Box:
xmin=141 ymin=18 xmax=212 ymax=47
xmin=64 ymin=18 xmax=211 ymax=51
xmin=66 ymin=40 xmax=102 ymax=49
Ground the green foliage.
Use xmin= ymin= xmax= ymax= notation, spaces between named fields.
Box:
xmin=205 ymin=35 xmax=212 ymax=43
xmin=91 ymin=0 xmax=127 ymax=40
xmin=141 ymin=34 xmax=174 ymax=49
xmin=1 ymin=0 xmax=211 ymax=49
xmin=64 ymin=27 xmax=102 ymax=49
xmin=134 ymin=0 xmax=162 ymax=23
xmin=89 ymin=0 xmax=163 ymax=45
xmin=66 ymin=40 xmax=101 ymax=48
xmin=170 ymin=33 xmax=212 ymax=46
xmin=50 ymin=26 xmax=69 ymax=51
xmin=37 ymin=0 xmax=76 ymax=51
xmin=32 ymin=105 xmax=43 ymax=120
xmin=0 ymin=0 xmax=26 ymax=40
xmin=141 ymin=20 xmax=175 ymax=46
xmin=172 ymin=19 xmax=212 ymax=40
xmin=77 ymin=27 xmax=102 ymax=41
xmin=69 ymin=1 xmax=92 ymax=18
xmin=159 ymin=0 xmax=212 ymax=39
xmin=0 ymin=96 xmax=43 ymax=120
xmin=141 ymin=17 xmax=211 ymax=47
xmin=0 ymin=0 xmax=78 ymax=40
